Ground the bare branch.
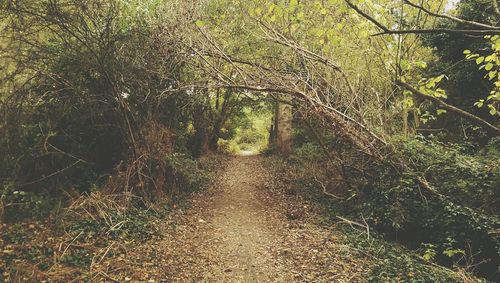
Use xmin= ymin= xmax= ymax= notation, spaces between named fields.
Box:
xmin=345 ymin=0 xmax=500 ymax=36
xmin=404 ymin=0 xmax=500 ymax=30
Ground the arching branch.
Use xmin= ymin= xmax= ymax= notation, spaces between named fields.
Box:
xmin=396 ymin=80 xmax=500 ymax=137
xmin=403 ymin=0 xmax=500 ymax=30
xmin=345 ymin=0 xmax=500 ymax=36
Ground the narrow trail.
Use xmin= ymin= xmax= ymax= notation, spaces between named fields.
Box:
xmin=205 ymin=156 xmax=286 ymax=281
xmin=123 ymin=156 xmax=369 ymax=282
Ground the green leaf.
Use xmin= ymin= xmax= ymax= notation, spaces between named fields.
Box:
xmin=488 ymin=71 xmax=497 ymax=80
xmin=195 ymin=20 xmax=206 ymax=27
xmin=437 ymin=109 xmax=447 ymax=115
xmin=488 ymin=105 xmax=497 ymax=115
xmin=435 ymin=74 xmax=445 ymax=83
xmin=463 ymin=50 xmax=471 ymax=55
xmin=476 ymin=57 xmax=485 ymax=64
xmin=485 ymin=63 xmax=494 ymax=71
xmin=443 ymin=249 xmax=464 ymax=258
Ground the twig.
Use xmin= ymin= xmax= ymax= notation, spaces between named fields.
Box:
xmin=18 ymin=160 xmax=82 ymax=187
xmin=313 ymin=177 xmax=343 ymax=199
xmin=336 ymin=215 xmax=371 ymax=241
xmin=59 ymin=231 xmax=84 ymax=260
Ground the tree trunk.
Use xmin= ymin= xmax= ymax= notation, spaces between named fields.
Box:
xmin=275 ymin=96 xmax=293 ymax=156
xmin=209 ymin=126 xmax=220 ymax=152
xmin=201 ymin=130 xmax=210 ymax=155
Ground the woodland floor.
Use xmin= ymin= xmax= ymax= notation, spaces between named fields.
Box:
xmin=109 ymin=155 xmax=371 ymax=282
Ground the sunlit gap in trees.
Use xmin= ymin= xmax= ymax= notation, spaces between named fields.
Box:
xmin=221 ymin=104 xmax=273 ymax=156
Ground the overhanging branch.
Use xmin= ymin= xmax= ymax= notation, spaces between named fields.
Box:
xmin=395 ymin=80 xmax=500 ymax=136
xmin=403 ymin=0 xmax=500 ymax=30
xmin=345 ymin=0 xmax=500 ymax=36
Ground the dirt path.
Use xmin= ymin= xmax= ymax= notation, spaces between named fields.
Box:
xmin=205 ymin=156 xmax=286 ymax=281
xmin=117 ymin=156 xmax=370 ymax=282
xmin=157 ymin=156 xmax=291 ymax=282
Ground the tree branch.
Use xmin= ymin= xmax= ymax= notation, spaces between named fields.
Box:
xmin=395 ymin=80 xmax=500 ymax=136
xmin=404 ymin=0 xmax=500 ymax=30
xmin=345 ymin=0 xmax=500 ymax=36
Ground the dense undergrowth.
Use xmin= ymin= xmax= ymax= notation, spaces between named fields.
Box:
xmin=0 ymin=155 xmax=225 ymax=282
xmin=270 ymin=135 xmax=499 ymax=281
xmin=265 ymin=155 xmax=477 ymax=282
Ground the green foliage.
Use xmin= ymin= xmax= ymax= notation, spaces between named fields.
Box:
xmin=422 ymin=243 xmax=437 ymax=262
xmin=465 ymin=35 xmax=500 ymax=116
xmin=0 ymin=0 xmax=201 ymax=219
xmin=268 ymin=153 xmax=471 ymax=282
xmin=0 ymin=204 xmax=174 ymax=279
xmin=401 ymin=63 xmax=449 ymax=125
xmin=66 ymin=208 xmax=165 ymax=242
xmin=339 ymin=226 xmax=464 ymax=282
xmin=359 ymin=137 xmax=500 ymax=279
xmin=279 ymin=135 xmax=499 ymax=279
xmin=223 ymin=106 xmax=272 ymax=154
xmin=293 ymin=142 xmax=325 ymax=162
xmin=396 ymin=136 xmax=499 ymax=211
xmin=165 ymin=153 xmax=209 ymax=194
xmin=422 ymin=0 xmax=498 ymax=135
xmin=1 ymin=224 xmax=32 ymax=244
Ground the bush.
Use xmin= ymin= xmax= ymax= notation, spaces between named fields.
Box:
xmin=0 ymin=0 xmax=197 ymax=221
xmin=339 ymin=225 xmax=466 ymax=283
xmin=359 ymin=137 xmax=500 ymax=280
xmin=282 ymin=136 xmax=499 ymax=280
xmin=396 ymin=136 xmax=499 ymax=212
xmin=164 ymin=153 xmax=209 ymax=197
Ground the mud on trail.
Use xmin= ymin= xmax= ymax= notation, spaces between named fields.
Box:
xmin=118 ymin=156 xmax=370 ymax=282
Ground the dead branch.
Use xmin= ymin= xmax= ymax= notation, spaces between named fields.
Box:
xmin=314 ymin=176 xmax=344 ymax=200
xmin=336 ymin=215 xmax=371 ymax=240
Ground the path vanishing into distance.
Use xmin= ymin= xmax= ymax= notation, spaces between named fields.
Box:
xmin=114 ymin=156 xmax=370 ymax=282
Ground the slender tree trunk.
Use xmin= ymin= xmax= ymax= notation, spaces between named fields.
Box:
xmin=402 ymin=106 xmax=409 ymax=136
xmin=276 ymin=96 xmax=293 ymax=156
xmin=209 ymin=126 xmax=220 ymax=152
xmin=200 ymin=129 xmax=210 ymax=155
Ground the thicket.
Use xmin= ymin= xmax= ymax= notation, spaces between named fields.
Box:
xmin=285 ymin=127 xmax=499 ymax=280
xmin=0 ymin=0 xmax=237 ymax=222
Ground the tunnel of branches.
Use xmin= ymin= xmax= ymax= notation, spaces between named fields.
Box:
xmin=1 ymin=0 xmax=499 ymax=280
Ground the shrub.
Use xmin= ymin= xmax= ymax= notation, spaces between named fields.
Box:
xmin=359 ymin=137 xmax=500 ymax=279
xmin=283 ymin=136 xmax=499 ymax=280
